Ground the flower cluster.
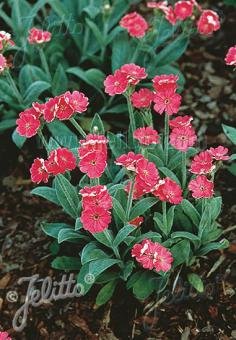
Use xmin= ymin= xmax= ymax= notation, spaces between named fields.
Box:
xmin=169 ymin=115 xmax=197 ymax=152
xmin=153 ymin=178 xmax=183 ymax=204
xmin=30 ymin=148 xmax=76 ymax=183
xmin=0 ymin=30 xmax=14 ymax=51
xmin=119 ymin=12 xmax=148 ymax=38
xmin=132 ymin=239 xmax=173 ymax=271
xmin=16 ymin=91 xmax=89 ymax=138
xmin=104 ymin=63 xmax=147 ymax=96
xmin=28 ymin=27 xmax=52 ymax=44
xmin=131 ymin=88 xmax=154 ymax=108
xmin=147 ymin=1 xmax=220 ymax=36
xmin=116 ymin=152 xmax=159 ymax=199
xmin=78 ymin=134 xmax=108 ymax=178
xmin=225 ymin=45 xmax=236 ymax=66
xmin=80 ymin=185 xmax=112 ymax=233
xmin=188 ymin=146 xmax=229 ymax=198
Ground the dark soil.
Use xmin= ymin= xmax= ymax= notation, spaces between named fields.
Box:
xmin=1 ymin=1 xmax=236 ymax=339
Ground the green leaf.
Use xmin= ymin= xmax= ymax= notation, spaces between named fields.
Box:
xmin=31 ymin=186 xmax=60 ymax=205
xmin=41 ymin=222 xmax=71 ymax=239
xmin=171 ymin=231 xmax=199 ymax=242
xmin=95 ymin=280 xmax=118 ymax=307
xmin=112 ymin=32 xmax=130 ymax=71
xmin=155 ymin=34 xmax=189 ymax=66
xmin=196 ymin=239 xmax=229 ymax=256
xmin=55 ymin=175 xmax=80 ymax=218
xmin=81 ymin=243 xmax=108 ymax=265
xmin=93 ymin=230 xmax=114 ymax=248
xmin=0 ymin=119 xmax=16 ymax=133
xmin=12 ymin=129 xmax=26 ymax=149
xmin=171 ymin=239 xmax=190 ymax=267
xmin=19 ymin=65 xmax=48 ymax=94
xmin=51 ymin=256 xmax=81 ymax=270
xmin=180 ymin=199 xmax=201 ymax=226
xmin=67 ymin=67 xmax=105 ymax=93
xmin=113 ymin=225 xmax=134 ymax=248
xmin=77 ymin=259 xmax=121 ymax=294
xmin=108 ymin=132 xmax=128 ymax=158
xmin=130 ymin=197 xmax=157 ymax=220
xmin=58 ymin=229 xmax=87 ymax=243
xmin=222 ymin=124 xmax=236 ymax=145
xmin=23 ymin=81 xmax=51 ymax=105
xmin=131 ymin=272 xmax=156 ymax=300
xmin=112 ymin=197 xmax=127 ymax=222
xmin=187 ymin=273 xmax=204 ymax=293
xmin=52 ymin=63 xmax=68 ymax=96
xmin=159 ymin=167 xmax=181 ymax=185
xmin=90 ymin=113 xmax=105 ymax=134
xmin=85 ymin=18 xmax=104 ymax=46
xmin=209 ymin=197 xmax=222 ymax=220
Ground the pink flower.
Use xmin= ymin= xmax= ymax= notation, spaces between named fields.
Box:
xmin=16 ymin=111 xmax=41 ymax=138
xmin=197 ymin=10 xmax=220 ymax=35
xmin=136 ymin=158 xmax=160 ymax=188
xmin=0 ymin=31 xmax=14 ymax=51
xmin=153 ymin=74 xmax=179 ymax=93
xmin=0 ymin=332 xmax=12 ymax=340
xmin=80 ymin=185 xmax=113 ymax=210
xmin=129 ymin=216 xmax=144 ymax=227
xmin=153 ymin=89 xmax=182 ymax=115
xmin=125 ymin=179 xmax=147 ymax=199
xmin=188 ymin=175 xmax=214 ymax=199
xmin=169 ymin=115 xmax=193 ymax=129
xmin=174 ymin=1 xmax=194 ymax=20
xmin=0 ymin=53 xmax=7 ymax=72
xmin=32 ymin=102 xmax=45 ymax=117
xmin=79 ymin=151 xmax=107 ymax=178
xmin=134 ymin=127 xmax=159 ymax=145
xmin=30 ymin=158 xmax=49 ymax=184
xmin=120 ymin=64 xmax=147 ymax=85
xmin=153 ymin=178 xmax=183 ymax=204
xmin=28 ymin=27 xmax=51 ymax=44
xmin=190 ymin=151 xmax=214 ymax=174
xmin=148 ymin=2 xmax=177 ymax=25
xmin=170 ymin=126 xmax=197 ymax=152
xmin=44 ymin=97 xmax=58 ymax=122
xmin=80 ymin=206 xmax=111 ymax=233
xmin=120 ymin=12 xmax=148 ymax=38
xmin=56 ymin=94 xmax=74 ymax=120
xmin=131 ymin=88 xmax=154 ymax=108
xmin=79 ymin=134 xmax=108 ymax=158
xmin=64 ymin=90 xmax=89 ymax=113
xmin=225 ymin=46 xmax=236 ymax=66
xmin=208 ymin=146 xmax=229 ymax=161
xmin=165 ymin=6 xmax=177 ymax=25
xmin=45 ymin=148 xmax=77 ymax=175
xmin=104 ymin=70 xmax=129 ymax=96
xmin=115 ymin=152 xmax=144 ymax=171
xmin=132 ymin=239 xmax=173 ymax=272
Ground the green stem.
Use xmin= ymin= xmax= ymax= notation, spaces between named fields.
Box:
xmin=181 ymin=152 xmax=187 ymax=189
xmin=126 ymin=178 xmax=135 ymax=221
xmin=38 ymin=129 xmax=49 ymax=155
xmin=126 ymin=93 xmax=136 ymax=138
xmin=104 ymin=229 xmax=121 ymax=259
xmin=38 ymin=48 xmax=51 ymax=81
xmin=130 ymin=39 xmax=143 ymax=63
xmin=164 ymin=113 xmax=169 ymax=165
xmin=162 ymin=201 xmax=167 ymax=232
xmin=70 ymin=117 xmax=87 ymax=138
xmin=6 ymin=71 xmax=23 ymax=104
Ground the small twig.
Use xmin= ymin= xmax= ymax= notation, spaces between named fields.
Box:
xmin=207 ymin=254 xmax=226 ymax=278
xmin=145 ymin=295 xmax=167 ymax=316
xmin=131 ymin=308 xmax=137 ymax=339
xmin=223 ymin=225 xmax=236 ymax=234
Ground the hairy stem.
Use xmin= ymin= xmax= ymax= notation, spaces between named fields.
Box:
xmin=39 ymin=48 xmax=51 ymax=81
xmin=6 ymin=71 xmax=23 ymax=104
xmin=126 ymin=178 xmax=135 ymax=221
xmin=126 ymin=93 xmax=136 ymax=139
xmin=164 ymin=113 xmax=169 ymax=165
xmin=70 ymin=117 xmax=87 ymax=138
xmin=182 ymin=151 xmax=187 ymax=189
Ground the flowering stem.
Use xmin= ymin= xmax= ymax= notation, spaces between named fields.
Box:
xmin=125 ymin=93 xmax=136 ymax=139
xmin=70 ymin=117 xmax=87 ymax=138
xmin=38 ymin=47 xmax=51 ymax=81
xmin=104 ymin=229 xmax=121 ymax=259
xmin=162 ymin=201 xmax=168 ymax=233
xmin=181 ymin=152 xmax=187 ymax=189
xmin=164 ymin=113 xmax=169 ymax=165
xmin=126 ymin=178 xmax=135 ymax=221
xmin=6 ymin=71 xmax=23 ymax=104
